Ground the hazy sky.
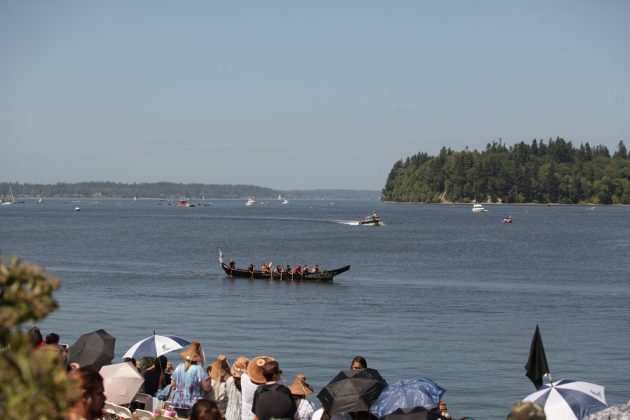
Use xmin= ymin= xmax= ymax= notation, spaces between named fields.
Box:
xmin=1 ymin=1 xmax=629 ymax=190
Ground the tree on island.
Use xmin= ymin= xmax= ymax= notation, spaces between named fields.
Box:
xmin=382 ymin=138 xmax=630 ymax=204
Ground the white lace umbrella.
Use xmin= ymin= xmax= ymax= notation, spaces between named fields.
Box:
xmin=100 ymin=361 xmax=144 ymax=405
xmin=523 ymin=379 xmax=607 ymax=420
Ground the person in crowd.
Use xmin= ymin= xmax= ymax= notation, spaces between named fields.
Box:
xmin=64 ymin=367 xmax=106 ymax=420
xmin=189 ymin=398 xmax=224 ymax=420
xmin=293 ymin=264 xmax=303 ymax=278
xmin=208 ymin=354 xmax=231 ymax=415
xmin=289 ymin=374 xmax=315 ymax=420
xmin=430 ymin=400 xmax=453 ymax=419
xmin=123 ymin=357 xmax=139 ymax=372
xmin=28 ymin=326 xmax=45 ymax=349
xmin=506 ymin=401 xmax=546 ymax=420
xmin=225 ymin=356 xmax=249 ymax=420
xmin=261 ymin=263 xmax=269 ymax=273
xmin=171 ymin=341 xmax=212 ymax=418
xmin=165 ymin=361 xmax=174 ymax=375
xmin=45 ymin=332 xmax=60 ymax=345
xmin=241 ymin=356 xmax=273 ymax=420
xmin=350 ymin=356 xmax=367 ymax=370
xmin=251 ymin=359 xmax=296 ymax=420
xmin=144 ymin=355 xmax=168 ymax=396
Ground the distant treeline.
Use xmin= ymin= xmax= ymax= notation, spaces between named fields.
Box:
xmin=0 ymin=181 xmax=380 ymax=200
xmin=382 ymin=138 xmax=630 ymax=204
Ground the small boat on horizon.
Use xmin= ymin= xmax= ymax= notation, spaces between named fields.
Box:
xmin=1 ymin=185 xmax=16 ymax=206
xmin=245 ymin=198 xmax=256 ymax=206
xmin=176 ymin=200 xmax=194 ymax=207
xmin=472 ymin=202 xmax=488 ymax=213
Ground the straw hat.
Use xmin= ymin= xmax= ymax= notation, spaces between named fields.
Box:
xmin=247 ymin=355 xmax=275 ymax=384
xmin=209 ymin=354 xmax=231 ymax=381
xmin=289 ymin=374 xmax=314 ymax=397
xmin=231 ymin=356 xmax=250 ymax=378
xmin=180 ymin=341 xmax=204 ymax=362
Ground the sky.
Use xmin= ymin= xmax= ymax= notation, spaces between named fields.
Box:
xmin=1 ymin=1 xmax=629 ymax=190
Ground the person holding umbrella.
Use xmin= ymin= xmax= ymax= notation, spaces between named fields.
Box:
xmin=350 ymin=356 xmax=367 ymax=370
xmin=170 ymin=341 xmax=212 ymax=418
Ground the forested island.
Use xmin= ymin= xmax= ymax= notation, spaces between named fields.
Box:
xmin=382 ymin=138 xmax=629 ymax=204
xmin=0 ymin=182 xmax=380 ymax=201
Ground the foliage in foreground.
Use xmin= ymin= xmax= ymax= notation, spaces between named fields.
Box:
xmin=382 ymin=138 xmax=630 ymax=204
xmin=0 ymin=257 xmax=80 ymax=419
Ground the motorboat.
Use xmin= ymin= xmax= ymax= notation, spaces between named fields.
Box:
xmin=176 ymin=200 xmax=194 ymax=207
xmin=282 ymin=198 xmax=289 ymax=205
xmin=359 ymin=213 xmax=382 ymax=226
xmin=503 ymin=216 xmax=513 ymax=224
xmin=472 ymin=203 xmax=488 ymax=213
xmin=245 ymin=198 xmax=256 ymax=206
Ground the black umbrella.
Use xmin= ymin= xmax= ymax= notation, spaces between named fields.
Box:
xmin=318 ymin=368 xmax=388 ymax=415
xmin=68 ymin=329 xmax=116 ymax=371
xmin=380 ymin=406 xmax=443 ymax=420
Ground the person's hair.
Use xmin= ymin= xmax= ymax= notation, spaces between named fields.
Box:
xmin=68 ymin=367 xmax=104 ymax=398
xmin=261 ymin=360 xmax=281 ymax=382
xmin=28 ymin=327 xmax=43 ymax=347
xmin=189 ymin=398 xmax=224 ymax=420
xmin=45 ymin=332 xmax=60 ymax=345
xmin=155 ymin=355 xmax=167 ymax=369
xmin=234 ymin=376 xmax=242 ymax=391
xmin=351 ymin=356 xmax=367 ymax=369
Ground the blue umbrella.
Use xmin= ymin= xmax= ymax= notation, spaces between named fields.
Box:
xmin=523 ymin=379 xmax=607 ymax=420
xmin=370 ymin=377 xmax=446 ymax=418
xmin=122 ymin=332 xmax=191 ymax=359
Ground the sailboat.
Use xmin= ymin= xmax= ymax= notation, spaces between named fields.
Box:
xmin=1 ymin=185 xmax=15 ymax=205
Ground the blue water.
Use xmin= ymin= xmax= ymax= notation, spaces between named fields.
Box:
xmin=1 ymin=199 xmax=629 ymax=419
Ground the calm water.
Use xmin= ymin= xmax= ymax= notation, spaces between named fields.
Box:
xmin=1 ymin=199 xmax=629 ymax=419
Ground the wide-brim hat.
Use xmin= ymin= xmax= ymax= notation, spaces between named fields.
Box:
xmin=231 ymin=356 xmax=250 ymax=378
xmin=289 ymin=374 xmax=314 ymax=396
xmin=180 ymin=341 xmax=204 ymax=362
xmin=210 ymin=354 xmax=231 ymax=381
xmin=247 ymin=355 xmax=275 ymax=384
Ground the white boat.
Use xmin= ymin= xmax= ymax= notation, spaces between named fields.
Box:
xmin=282 ymin=198 xmax=289 ymax=205
xmin=245 ymin=198 xmax=256 ymax=206
xmin=74 ymin=206 xmax=81 ymax=212
xmin=472 ymin=202 xmax=488 ymax=213
xmin=1 ymin=185 xmax=15 ymax=205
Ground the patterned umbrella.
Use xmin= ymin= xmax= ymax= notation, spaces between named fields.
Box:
xmin=123 ymin=333 xmax=191 ymax=359
xmin=523 ymin=379 xmax=607 ymax=420
xmin=370 ymin=377 xmax=446 ymax=417
xmin=585 ymin=404 xmax=630 ymax=420
xmin=100 ymin=361 xmax=144 ymax=405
